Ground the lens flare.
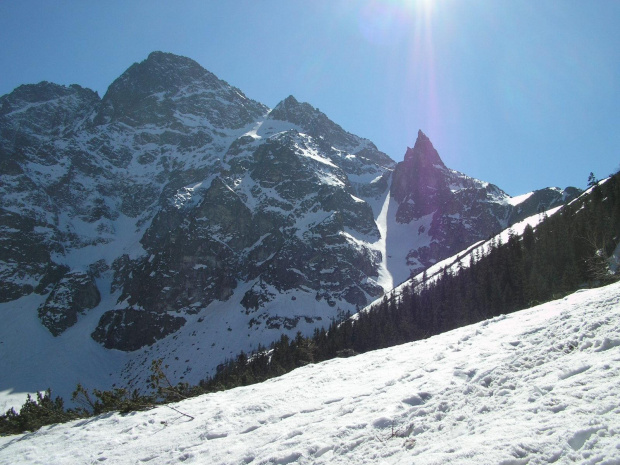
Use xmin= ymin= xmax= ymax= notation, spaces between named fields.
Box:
xmin=360 ymin=1 xmax=439 ymax=138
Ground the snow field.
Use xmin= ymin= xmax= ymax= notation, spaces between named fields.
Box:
xmin=1 ymin=281 xmax=619 ymax=464
xmin=0 ymin=279 xmax=131 ymax=414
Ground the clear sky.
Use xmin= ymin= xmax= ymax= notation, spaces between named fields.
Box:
xmin=1 ymin=0 xmax=618 ymax=196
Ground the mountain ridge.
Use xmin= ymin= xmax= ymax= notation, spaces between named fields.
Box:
xmin=0 ymin=51 xmax=580 ymax=403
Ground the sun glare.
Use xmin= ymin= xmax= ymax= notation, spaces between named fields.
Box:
xmin=357 ymin=0 xmax=440 ymax=148
xmin=357 ymin=0 xmax=435 ymax=46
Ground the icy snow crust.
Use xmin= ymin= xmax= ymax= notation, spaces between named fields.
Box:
xmin=1 ymin=282 xmax=619 ymax=464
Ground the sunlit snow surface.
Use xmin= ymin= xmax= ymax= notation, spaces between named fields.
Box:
xmin=1 ymin=282 xmax=619 ymax=464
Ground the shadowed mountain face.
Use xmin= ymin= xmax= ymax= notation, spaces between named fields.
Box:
xmin=388 ymin=130 xmax=579 ymax=275
xmin=0 ymin=52 xmax=579 ymax=392
xmin=390 ymin=130 xmax=512 ymax=272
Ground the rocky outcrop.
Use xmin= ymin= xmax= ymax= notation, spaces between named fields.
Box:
xmin=389 ymin=130 xmax=580 ymax=276
xmin=37 ymin=271 xmax=101 ymax=336
xmin=0 ymin=81 xmax=99 ymax=139
xmin=91 ymin=308 xmax=186 ymax=351
xmin=93 ymin=51 xmax=267 ymax=129
xmin=115 ymin=106 xmax=388 ymax=330
xmin=507 ymin=187 xmax=581 ymax=225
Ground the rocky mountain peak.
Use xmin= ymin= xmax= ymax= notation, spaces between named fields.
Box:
xmin=94 ymin=51 xmax=266 ymax=128
xmin=0 ymin=82 xmax=100 ymax=138
xmin=391 ymin=131 xmax=449 ymax=206
xmin=0 ymin=82 xmax=97 ymax=112
xmin=268 ymin=95 xmax=386 ymax=161
xmin=403 ymin=129 xmax=446 ymax=170
xmin=269 ymin=95 xmax=317 ymax=125
xmin=280 ymin=94 xmax=300 ymax=107
xmin=106 ymin=51 xmax=219 ymax=98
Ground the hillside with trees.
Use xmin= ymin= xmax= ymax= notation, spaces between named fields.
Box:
xmin=198 ymin=172 xmax=620 ymax=391
xmin=2 ymin=172 xmax=618 ymax=435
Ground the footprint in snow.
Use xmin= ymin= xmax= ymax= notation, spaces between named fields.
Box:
xmin=200 ymin=431 xmax=228 ymax=440
xmin=402 ymin=392 xmax=432 ymax=406
xmin=323 ymin=397 xmax=343 ymax=405
xmin=240 ymin=425 xmax=260 ymax=434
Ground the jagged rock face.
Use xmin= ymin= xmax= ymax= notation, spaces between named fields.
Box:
xmin=0 ymin=82 xmax=103 ymax=302
xmin=94 ymin=51 xmax=266 ymax=129
xmin=91 ymin=308 xmax=186 ymax=351
xmin=0 ymin=50 xmax=579 ymax=386
xmin=98 ymin=96 xmax=390 ymax=350
xmin=389 ymin=130 xmax=508 ymax=273
xmin=0 ymin=209 xmax=54 ymax=302
xmin=392 ymin=130 xmax=450 ymax=221
xmin=0 ymin=51 xmax=394 ymax=353
xmin=37 ymin=271 xmax=100 ymax=336
xmin=389 ymin=130 xmax=579 ymax=276
xmin=0 ymin=82 xmax=99 ymax=139
xmin=269 ymin=95 xmax=393 ymax=174
xmin=0 ymin=52 xmax=269 ymax=308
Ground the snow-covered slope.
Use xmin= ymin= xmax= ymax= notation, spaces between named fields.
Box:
xmin=1 ymin=282 xmax=619 ymax=464
xmin=366 ymin=204 xmax=564 ymax=312
xmin=370 ymin=176 xmax=612 ymax=312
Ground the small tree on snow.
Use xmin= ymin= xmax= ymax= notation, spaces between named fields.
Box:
xmin=588 ymin=172 xmax=598 ymax=188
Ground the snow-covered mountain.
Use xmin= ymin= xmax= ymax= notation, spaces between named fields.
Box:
xmin=1 ymin=281 xmax=618 ymax=464
xmin=0 ymin=52 xmax=579 ymax=401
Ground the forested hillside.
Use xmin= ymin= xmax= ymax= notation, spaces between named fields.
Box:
xmin=2 ymin=173 xmax=618 ymax=434
xmin=205 ymin=172 xmax=620 ymax=390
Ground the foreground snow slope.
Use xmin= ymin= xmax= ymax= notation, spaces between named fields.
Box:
xmin=2 ymin=282 xmax=620 ymax=464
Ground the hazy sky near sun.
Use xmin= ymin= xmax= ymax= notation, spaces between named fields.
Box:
xmin=1 ymin=0 xmax=618 ymax=195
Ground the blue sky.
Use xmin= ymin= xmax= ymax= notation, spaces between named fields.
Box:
xmin=1 ymin=0 xmax=618 ymax=196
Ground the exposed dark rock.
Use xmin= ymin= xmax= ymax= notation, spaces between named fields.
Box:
xmin=391 ymin=130 xmax=451 ymax=219
xmin=38 ymin=271 xmax=101 ymax=336
xmin=0 ymin=209 xmax=56 ymax=302
xmin=388 ymin=130 xmax=581 ymax=276
xmin=269 ymin=95 xmax=393 ymax=168
xmin=0 ymin=81 xmax=100 ymax=138
xmin=91 ymin=308 xmax=186 ymax=351
xmin=94 ymin=51 xmax=267 ymax=128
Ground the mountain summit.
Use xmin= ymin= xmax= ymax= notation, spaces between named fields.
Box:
xmin=0 ymin=52 xmax=579 ymax=403
xmin=95 ymin=51 xmax=267 ymax=128
xmin=387 ymin=129 xmax=579 ymax=274
xmin=403 ymin=129 xmax=446 ymax=169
